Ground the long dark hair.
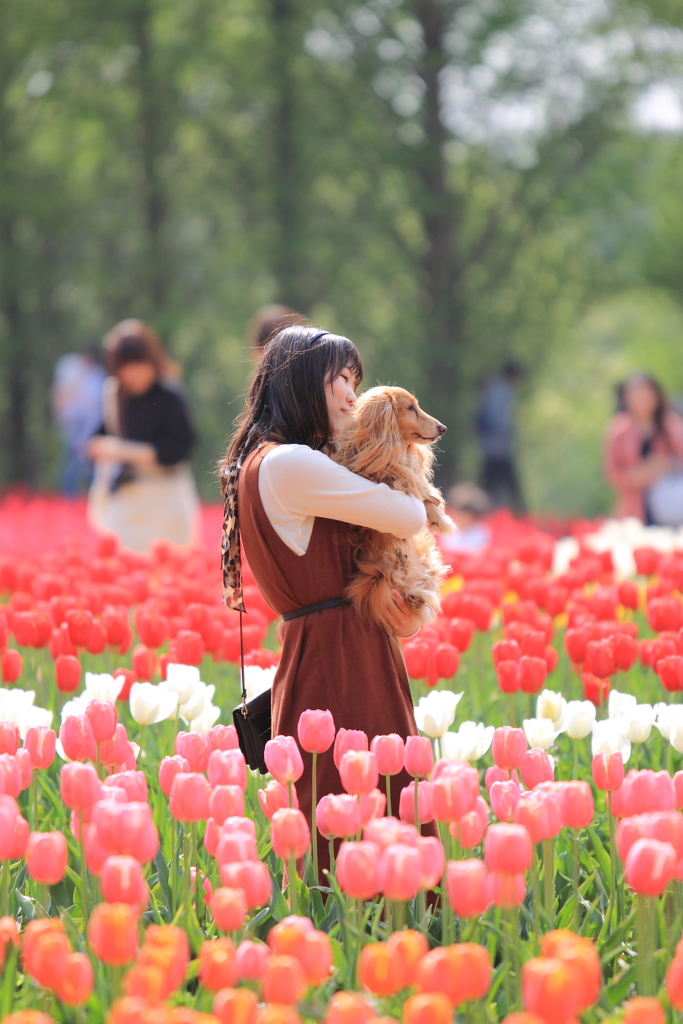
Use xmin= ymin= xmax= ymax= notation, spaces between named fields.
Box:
xmin=617 ymin=373 xmax=668 ymax=436
xmin=220 ymin=326 xmax=363 ymax=492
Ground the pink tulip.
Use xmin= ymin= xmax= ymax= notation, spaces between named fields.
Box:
xmin=592 ymin=752 xmax=624 ymax=793
xmin=399 ymin=781 xmax=434 ymax=825
xmin=208 ymin=724 xmax=239 ymax=752
xmin=235 ymin=940 xmax=271 ymax=980
xmin=175 ymin=731 xmax=211 ymax=774
xmin=456 ymin=796 xmax=489 ymax=849
xmin=515 ymin=789 xmax=563 ymax=844
xmin=84 ymin=823 xmax=110 ymax=875
xmin=0 ymin=722 xmax=19 ymax=755
xmin=520 ymin=748 xmax=554 ymax=790
xmin=222 ymin=816 xmax=256 ymax=837
xmin=339 ymin=750 xmax=378 ymax=796
xmin=15 ymin=749 xmax=31 ymax=791
xmin=325 ymin=794 xmax=362 ymax=838
xmin=431 ymin=765 xmax=478 ymax=822
xmin=359 ymin=789 xmax=386 ymax=828
xmin=0 ymin=755 xmax=22 ymax=798
xmin=158 ymin=755 xmax=190 ymax=797
xmin=364 ymin=816 xmax=418 ymax=849
xmin=221 ymin=860 xmax=272 ymax=909
xmin=100 ymin=854 xmax=148 ymax=907
xmin=490 ymin=780 xmax=522 ymax=823
xmin=270 ymin=807 xmax=310 ymax=860
xmin=490 ymin=872 xmax=526 ymax=908
xmin=59 ymin=715 xmax=96 ymax=763
xmin=484 ymin=823 xmax=533 ymax=874
xmin=370 ymin=734 xmax=405 ymax=776
xmin=24 ymin=727 xmax=56 ymax=770
xmin=259 ymin=780 xmax=298 ymax=821
xmin=316 ymin=795 xmax=333 ymax=840
xmin=204 ymin=818 xmax=220 ymax=857
xmin=377 ymin=843 xmax=421 ymax=901
xmin=333 ymin=728 xmax=368 ymax=769
xmin=0 ymin=795 xmax=19 ymax=860
xmin=9 ymin=814 xmax=29 ymax=860
xmin=170 ymin=773 xmax=211 ymax=822
xmin=416 ymin=835 xmax=444 ymax=889
xmin=216 ymin=831 xmax=259 ymax=865
xmin=103 ymin=770 xmax=147 ymax=803
xmin=491 ymin=727 xmax=527 ymax=771
xmin=264 ymin=736 xmax=304 ymax=786
xmin=447 ymin=859 xmax=491 ymax=918
xmin=485 ymin=765 xmax=517 ymax=792
xmin=208 ymin=750 xmax=247 ymax=792
xmin=99 ymin=724 xmax=134 ymax=769
xmin=404 ymin=736 xmax=434 ymax=779
xmin=26 ymin=831 xmax=68 ymax=886
xmin=85 ymin=700 xmax=118 ymax=744
xmin=559 ymin=781 xmax=594 ymax=830
xmin=60 ymin=762 xmax=102 ymax=810
xmin=209 ymin=785 xmax=245 ymax=824
xmin=336 ymin=840 xmax=381 ymax=900
xmin=92 ymin=800 xmax=157 ymax=861
xmin=625 ymin=837 xmax=676 ymax=896
xmin=297 ymin=709 xmax=335 ymax=754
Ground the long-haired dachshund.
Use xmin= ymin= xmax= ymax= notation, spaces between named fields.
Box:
xmin=333 ymin=386 xmax=454 ymax=630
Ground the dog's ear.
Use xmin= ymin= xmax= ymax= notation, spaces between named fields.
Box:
xmin=355 ymin=390 xmax=403 ymax=447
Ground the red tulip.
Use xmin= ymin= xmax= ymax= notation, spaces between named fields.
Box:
xmin=134 ymin=607 xmax=169 ymax=649
xmin=297 ymin=709 xmax=335 ymax=753
xmin=519 ymin=656 xmax=547 ymax=694
xmin=613 ymin=634 xmax=638 ymax=672
xmin=404 ymin=736 xmax=434 ymax=779
xmin=339 ymin=750 xmax=378 ymax=796
xmin=370 ymin=733 xmax=405 ymax=776
xmin=132 ymin=644 xmax=157 ymax=682
xmin=377 ymin=843 xmax=421 ymax=901
xmin=657 ymin=656 xmax=683 ymax=692
xmin=24 ymin=726 xmax=56 ymax=770
xmin=497 ymin=661 xmax=521 ymax=693
xmin=88 ymin=902 xmax=139 ymax=965
xmin=336 ymin=840 xmax=381 ymax=900
xmin=100 ymin=855 xmax=149 ymax=908
xmin=12 ymin=612 xmax=38 ymax=648
xmin=492 ymin=727 xmax=527 ymax=771
xmin=492 ymin=640 xmax=521 ymax=667
xmin=447 ymin=858 xmax=491 ymax=918
xmin=113 ymin=667 xmax=135 ymax=701
xmin=60 ymin=714 xmax=96 ymax=762
xmin=85 ymin=619 xmax=108 ymax=656
xmin=565 ymin=627 xmax=590 ymax=664
xmin=586 ymin=638 xmax=615 ymax=679
xmin=435 ymin=643 xmax=460 ymax=680
xmin=175 ymin=730 xmax=211 ymax=774
xmin=26 ymin=830 xmax=68 ymax=885
xmin=65 ymin=608 xmax=93 ymax=648
xmin=1 ymin=649 xmax=21 ymax=684
xmin=648 ymin=596 xmax=682 ymax=633
xmin=625 ymin=837 xmax=676 ymax=895
xmin=211 ymin=887 xmax=247 ymax=932
xmin=592 ymin=751 xmax=624 ymax=792
xmin=170 ymin=772 xmax=210 ymax=822
xmin=175 ymin=629 xmax=205 ymax=665
xmin=333 ymin=728 xmax=368 ymax=769
xmin=55 ymin=654 xmax=81 ymax=694
xmin=484 ymin=822 xmax=533 ymax=874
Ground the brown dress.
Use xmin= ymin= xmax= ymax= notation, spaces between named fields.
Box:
xmin=238 ymin=442 xmax=432 ymax=871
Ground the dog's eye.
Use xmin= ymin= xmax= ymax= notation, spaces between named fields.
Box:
xmin=407 ymin=404 xmax=416 ymax=413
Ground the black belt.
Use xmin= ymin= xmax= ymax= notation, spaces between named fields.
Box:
xmin=282 ymin=598 xmax=348 ymax=621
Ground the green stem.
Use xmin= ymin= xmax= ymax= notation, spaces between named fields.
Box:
xmin=572 ymin=829 xmax=580 ymax=930
xmin=183 ymin=827 xmax=192 ymax=924
xmin=78 ymin=809 xmax=89 ymax=922
xmin=414 ymin=778 xmax=420 ymax=834
xmin=442 ymin=826 xmax=453 ymax=946
xmin=543 ymin=838 xmax=554 ymax=926
xmin=573 ymin=741 xmax=579 ymax=781
xmin=170 ymin=818 xmax=178 ymax=917
xmin=311 ymin=752 xmax=319 ymax=885
xmin=288 ymin=856 xmax=297 ymax=914
xmin=329 ymin=838 xmax=335 ymax=877
xmin=31 ymin=770 xmax=38 ymax=832
xmin=385 ymin=774 xmax=392 ymax=818
xmin=1 ymin=861 xmax=8 ymax=917
xmin=637 ymin=893 xmax=649 ymax=995
xmin=608 ymin=793 xmax=616 ymax=926
xmin=287 ymin=779 xmax=293 ymax=809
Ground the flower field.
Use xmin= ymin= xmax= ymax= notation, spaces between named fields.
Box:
xmin=4 ymin=497 xmax=683 ymax=1024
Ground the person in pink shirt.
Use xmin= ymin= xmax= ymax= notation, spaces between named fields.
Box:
xmin=604 ymin=373 xmax=683 ymax=523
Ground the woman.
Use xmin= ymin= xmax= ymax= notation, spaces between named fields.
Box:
xmin=605 ymin=373 xmax=683 ymax=523
xmin=221 ymin=326 xmax=434 ymax=869
xmin=87 ymin=320 xmax=199 ymax=552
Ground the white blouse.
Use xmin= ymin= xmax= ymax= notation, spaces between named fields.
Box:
xmin=258 ymin=444 xmax=426 ymax=555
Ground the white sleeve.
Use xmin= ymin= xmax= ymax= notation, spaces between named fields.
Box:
xmin=261 ymin=445 xmax=426 ymax=538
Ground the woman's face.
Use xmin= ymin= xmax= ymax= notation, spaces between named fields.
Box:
xmin=118 ymin=361 xmax=157 ymax=396
xmin=325 ymin=364 xmax=357 ymax=437
xmin=624 ymin=379 xmax=659 ymax=422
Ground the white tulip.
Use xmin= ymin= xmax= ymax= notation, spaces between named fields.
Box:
xmin=0 ymin=688 xmax=36 ymax=729
xmin=564 ymin=700 xmax=596 ymax=740
xmin=244 ymin=665 xmax=276 ymax=702
xmin=129 ymin=682 xmax=178 ymax=726
xmin=441 ymin=721 xmax=493 ymax=761
xmin=179 ymin=682 xmax=216 ymax=725
xmin=189 ymin=704 xmax=222 ymax=733
xmin=623 ymin=704 xmax=655 ymax=744
xmin=591 ymin=719 xmax=631 ymax=764
xmin=522 ymin=717 xmax=556 ymax=751
xmin=655 ymin=703 xmax=683 ymax=741
xmin=84 ymin=672 xmax=124 ymax=702
xmin=608 ymin=689 xmax=637 ymax=720
xmin=415 ymin=690 xmax=463 ymax=739
xmin=536 ymin=690 xmax=567 ymax=730
xmin=670 ymin=716 xmax=683 ymax=754
xmin=164 ymin=664 xmax=201 ymax=705
xmin=18 ymin=703 xmax=53 ymax=739
xmin=62 ymin=695 xmax=89 ymax=722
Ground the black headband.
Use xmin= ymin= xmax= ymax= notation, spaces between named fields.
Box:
xmin=307 ymin=330 xmax=328 ymax=345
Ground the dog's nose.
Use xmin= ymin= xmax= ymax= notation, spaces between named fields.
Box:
xmin=437 ymin=423 xmax=447 ymax=435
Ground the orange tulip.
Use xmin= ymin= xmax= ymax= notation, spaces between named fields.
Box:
xmin=261 ymin=954 xmax=307 ymax=1005
xmin=416 ymin=944 xmax=491 ymax=1006
xmin=22 ymin=918 xmax=71 ymax=989
xmin=386 ymin=929 xmax=428 ymax=987
xmin=55 ymin=951 xmax=94 ymax=1005
xmin=358 ymin=942 xmax=401 ymax=996
xmin=199 ymin=938 xmax=237 ymax=991
xmin=88 ymin=902 xmax=139 ymax=966
xmin=403 ymin=993 xmax=453 ymax=1024
xmin=257 ymin=1006 xmax=301 ymax=1024
xmin=666 ymin=955 xmax=683 ymax=1008
xmin=3 ymin=1014 xmax=55 ymax=1024
xmin=622 ymin=998 xmax=665 ymax=1024
xmin=213 ymin=987 xmax=260 ymax=1024
xmin=324 ymin=991 xmax=376 ymax=1024
xmin=106 ymin=995 xmax=173 ymax=1024
xmin=522 ymin=958 xmax=584 ymax=1024
xmin=540 ymin=930 xmax=601 ymax=1010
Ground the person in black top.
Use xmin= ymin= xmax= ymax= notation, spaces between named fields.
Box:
xmin=87 ymin=320 xmax=199 ymax=552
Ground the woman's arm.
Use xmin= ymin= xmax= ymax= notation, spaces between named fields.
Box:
xmin=604 ymin=418 xmax=669 ymax=490
xmin=262 ymin=445 xmax=427 ymax=537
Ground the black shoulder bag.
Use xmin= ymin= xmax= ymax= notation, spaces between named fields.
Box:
xmin=232 ymin=612 xmax=272 ymax=775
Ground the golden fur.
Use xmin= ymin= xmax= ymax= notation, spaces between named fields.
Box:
xmin=332 ymin=386 xmax=454 ymax=631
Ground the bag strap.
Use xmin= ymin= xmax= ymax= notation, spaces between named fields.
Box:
xmin=239 ymin=610 xmax=248 ymax=717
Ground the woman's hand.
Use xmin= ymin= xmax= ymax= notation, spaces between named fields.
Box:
xmin=87 ymin=436 xmax=157 ymax=467
xmin=87 ymin=436 xmax=126 ymax=462
xmin=385 ymin=589 xmax=420 ymax=639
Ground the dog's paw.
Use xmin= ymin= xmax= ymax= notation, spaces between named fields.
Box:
xmin=405 ymin=593 xmax=425 ymax=610
xmin=424 ymin=499 xmax=456 ymax=536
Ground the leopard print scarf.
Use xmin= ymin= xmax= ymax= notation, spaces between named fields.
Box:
xmin=221 ymin=456 xmax=246 ymax=611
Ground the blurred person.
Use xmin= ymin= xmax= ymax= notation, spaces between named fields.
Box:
xmin=248 ymin=305 xmax=308 ymax=359
xmin=52 ymin=348 xmax=106 ymax=495
xmin=441 ymin=483 xmax=491 ymax=552
xmin=87 ymin=319 xmax=199 ymax=552
xmin=605 ymin=372 xmax=683 ymax=525
xmin=475 ymin=360 xmax=526 ymax=512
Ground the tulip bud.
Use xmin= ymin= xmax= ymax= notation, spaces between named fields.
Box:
xmin=199 ymin=937 xmax=237 ymax=991
xmin=261 ymin=954 xmax=307 ymax=1005
xmin=88 ymin=902 xmax=139 ymax=965
xmin=339 ymin=750 xmax=378 ymax=796
xmin=55 ymin=951 xmax=94 ymax=1005
xmin=220 ymin=860 xmax=272 ymax=909
xmin=515 ymin=789 xmax=563 ymax=844
xmin=370 ymin=733 xmax=405 ymax=776
xmin=403 ymin=993 xmax=452 ymax=1024
xmin=404 ymin=736 xmax=434 ymax=779
xmin=430 ymin=764 xmax=478 ymax=822
xmin=55 ymin=654 xmax=82 ymax=693
xmin=490 ymin=780 xmax=522 ymax=823
xmin=484 ymin=822 xmax=533 ymax=874
xmin=415 ymin=943 xmax=492 ymax=1005
xmin=416 ymin=835 xmax=444 ymax=889
xmin=457 ymin=796 xmax=489 ymax=849
xmin=625 ymin=837 xmax=676 ymax=896
xmin=209 ymin=724 xmax=239 ymax=752
xmin=0 ymin=722 xmax=19 ymax=756
xmin=522 ymin=957 xmax=584 ymax=1023
xmin=399 ymin=781 xmax=434 ymax=826
xmin=297 ymin=709 xmax=335 ymax=753
xmin=324 ymin=794 xmax=362 ymax=838
xmin=336 ymin=840 xmax=381 ymax=900
xmin=259 ymin=779 xmax=298 ymax=821
xmin=235 ymin=939 xmax=271 ymax=980
xmin=359 ymin=789 xmax=386 ymax=828
xmin=1 ymin=649 xmax=22 ymax=685
xmin=559 ymin=780 xmax=594 ymax=830
xmin=209 ymin=785 xmax=245 ymax=825
xmin=213 ymin=987 xmax=259 ymax=1024
xmin=358 ymin=943 xmax=401 ymax=996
